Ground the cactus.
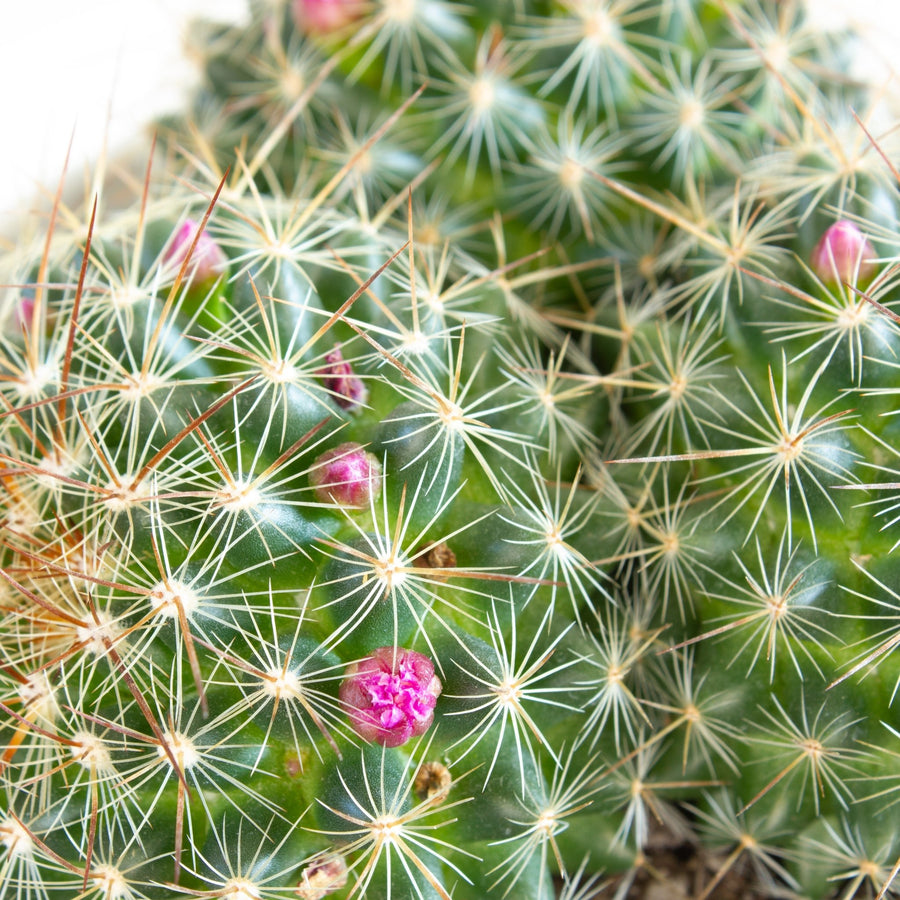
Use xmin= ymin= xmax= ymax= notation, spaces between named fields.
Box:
xmin=4 ymin=0 xmax=900 ymax=898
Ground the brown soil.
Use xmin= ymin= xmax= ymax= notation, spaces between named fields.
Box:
xmin=588 ymin=822 xmax=791 ymax=900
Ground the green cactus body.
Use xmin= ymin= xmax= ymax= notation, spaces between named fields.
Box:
xmin=3 ymin=0 xmax=900 ymax=898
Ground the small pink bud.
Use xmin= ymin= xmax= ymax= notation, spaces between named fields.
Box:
xmin=318 ymin=344 xmax=368 ymax=412
xmin=339 ymin=647 xmax=442 ymax=748
xmin=12 ymin=293 xmax=56 ymax=337
xmin=15 ymin=294 xmax=35 ymax=330
xmin=310 ymin=442 xmax=382 ymax=508
xmin=165 ymin=219 xmax=227 ymax=285
xmin=811 ymin=220 xmax=877 ymax=286
xmin=293 ymin=0 xmax=362 ymax=35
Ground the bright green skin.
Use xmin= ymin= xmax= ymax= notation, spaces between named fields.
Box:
xmin=3 ymin=0 xmax=900 ymax=898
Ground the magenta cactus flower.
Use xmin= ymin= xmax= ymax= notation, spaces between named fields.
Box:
xmin=810 ymin=220 xmax=877 ymax=286
xmin=292 ymin=0 xmax=362 ymax=35
xmin=339 ymin=647 xmax=442 ymax=748
xmin=165 ymin=218 xmax=227 ymax=285
xmin=318 ymin=344 xmax=368 ymax=412
xmin=310 ymin=442 xmax=382 ymax=508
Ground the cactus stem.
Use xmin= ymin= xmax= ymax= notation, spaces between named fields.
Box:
xmin=829 ymin=559 xmax=900 ymax=697
xmin=661 ymin=532 xmax=834 ymax=681
xmin=488 ymin=742 xmax=605 ymax=897
xmin=444 ymin=598 xmax=583 ymax=788
xmin=317 ymin=743 xmax=476 ymax=900
xmin=741 ymin=695 xmax=866 ymax=815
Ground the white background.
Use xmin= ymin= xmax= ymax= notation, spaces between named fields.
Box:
xmin=0 ymin=0 xmax=242 ymax=237
xmin=1 ymin=0 xmax=898 ymax=238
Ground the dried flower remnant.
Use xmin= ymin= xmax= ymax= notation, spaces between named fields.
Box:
xmin=413 ymin=541 xmax=457 ymax=582
xmin=318 ymin=344 xmax=368 ymax=411
xmin=295 ymin=852 xmax=349 ymax=899
xmin=414 ymin=760 xmax=452 ymax=804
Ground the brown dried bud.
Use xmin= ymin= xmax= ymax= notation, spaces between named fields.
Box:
xmin=413 ymin=761 xmax=452 ymax=804
xmin=413 ymin=542 xmax=457 ymax=582
xmin=317 ymin=344 xmax=367 ymax=412
xmin=296 ymin=853 xmax=348 ymax=900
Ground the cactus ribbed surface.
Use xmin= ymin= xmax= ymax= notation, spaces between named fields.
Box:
xmin=3 ymin=1 xmax=900 ymax=897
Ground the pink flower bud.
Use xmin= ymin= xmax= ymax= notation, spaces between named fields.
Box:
xmin=339 ymin=647 xmax=441 ymax=748
xmin=293 ymin=0 xmax=362 ymax=35
xmin=318 ymin=344 xmax=367 ymax=412
xmin=165 ymin=219 xmax=227 ymax=285
xmin=15 ymin=294 xmax=35 ymax=330
xmin=12 ymin=293 xmax=55 ymax=337
xmin=811 ymin=220 xmax=877 ymax=286
xmin=310 ymin=442 xmax=382 ymax=508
